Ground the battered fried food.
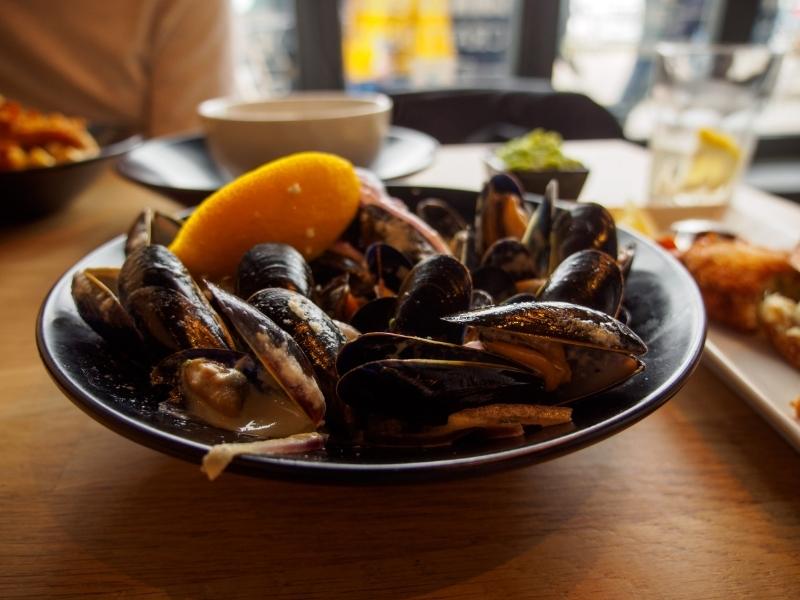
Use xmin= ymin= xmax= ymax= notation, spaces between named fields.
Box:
xmin=0 ymin=96 xmax=99 ymax=171
xmin=759 ymin=293 xmax=800 ymax=370
xmin=680 ymin=233 xmax=797 ymax=332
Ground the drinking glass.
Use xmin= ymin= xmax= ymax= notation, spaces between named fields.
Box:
xmin=647 ymin=43 xmax=782 ymax=207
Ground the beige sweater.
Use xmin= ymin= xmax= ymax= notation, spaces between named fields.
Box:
xmin=0 ymin=0 xmax=235 ymax=137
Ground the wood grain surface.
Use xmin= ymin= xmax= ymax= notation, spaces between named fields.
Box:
xmin=2 ymin=149 xmax=799 ymax=599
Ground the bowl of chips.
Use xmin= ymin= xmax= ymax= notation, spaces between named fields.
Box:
xmin=0 ymin=98 xmax=140 ymax=220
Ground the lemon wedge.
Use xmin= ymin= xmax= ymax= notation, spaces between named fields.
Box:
xmin=682 ymin=127 xmax=742 ymax=192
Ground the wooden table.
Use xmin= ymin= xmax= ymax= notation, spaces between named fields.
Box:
xmin=2 ymin=142 xmax=799 ymax=599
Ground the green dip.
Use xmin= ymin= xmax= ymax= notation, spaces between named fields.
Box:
xmin=495 ymin=129 xmax=584 ymax=171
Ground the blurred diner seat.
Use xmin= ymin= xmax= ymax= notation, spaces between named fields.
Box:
xmin=390 ymin=89 xmax=623 ymax=144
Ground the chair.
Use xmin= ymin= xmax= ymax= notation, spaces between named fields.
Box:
xmin=390 ymin=89 xmax=623 ymax=143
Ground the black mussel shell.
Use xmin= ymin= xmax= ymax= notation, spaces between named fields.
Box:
xmin=365 ymin=243 xmax=412 ymax=295
xmin=537 ymin=249 xmax=624 ymax=317
xmin=249 ymin=287 xmax=346 ymax=378
xmin=125 ymin=286 xmax=231 ymax=356
xmin=359 ymin=204 xmax=438 ymax=263
xmin=521 ymin=182 xmax=556 ymax=277
xmin=502 ymin=293 xmax=538 ymax=304
xmin=443 ymin=301 xmax=647 ymax=356
xmin=249 ymin=287 xmax=352 ymax=432
xmin=71 ymin=268 xmax=143 ymax=352
xmin=415 ymin=198 xmax=468 ymax=242
xmin=617 ymin=241 xmax=636 ymax=280
xmin=125 ymin=208 xmax=182 ymax=256
xmin=392 ymin=254 xmax=472 ymax=342
xmin=118 ymin=244 xmax=203 ymax=309
xmin=336 ymin=332 xmax=516 ymax=377
xmin=451 ymin=226 xmax=480 ymax=272
xmin=552 ymin=346 xmax=644 ymax=404
xmin=309 ymin=246 xmax=369 ymax=289
xmin=471 ymin=266 xmax=516 ymax=303
xmin=481 ymin=238 xmax=537 ymax=281
xmin=337 ymin=358 xmax=544 ymax=426
xmin=549 ymin=203 xmax=617 ymax=273
xmin=207 ymin=282 xmax=325 ymax=425
xmin=350 ymin=296 xmax=397 ymax=334
xmin=470 ymin=289 xmax=494 ymax=309
xmin=317 ymin=273 xmax=351 ymax=322
xmin=237 ymin=243 xmax=314 ymax=300
xmin=151 ymin=348 xmax=251 ymax=387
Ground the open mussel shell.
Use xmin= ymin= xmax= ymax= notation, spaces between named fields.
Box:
xmin=337 ymin=358 xmax=545 ymax=426
xmin=415 ymin=198 xmax=468 ymax=242
xmin=125 ymin=208 xmax=182 ymax=256
xmin=359 ymin=203 xmax=440 ymax=263
xmin=151 ymin=348 xmax=250 ymax=386
xmin=538 ymin=249 xmax=624 ymax=317
xmin=392 ymin=254 xmax=472 ymax=342
xmin=151 ymin=348 xmax=316 ymax=439
xmin=237 ymin=242 xmax=314 ymax=300
xmin=125 ymin=286 xmax=231 ymax=356
xmin=480 ymin=238 xmax=537 ymax=281
xmin=617 ymin=241 xmax=636 ymax=280
xmin=552 ymin=346 xmax=645 ymax=404
xmin=502 ymin=292 xmax=538 ymax=304
xmin=548 ymin=203 xmax=617 ymax=273
xmin=521 ymin=181 xmax=557 ymax=276
xmin=71 ymin=267 xmax=143 ymax=351
xmin=475 ymin=175 xmax=529 ymax=256
xmin=206 ymin=282 xmax=325 ymax=425
xmin=443 ymin=301 xmax=647 ymax=356
xmin=451 ymin=226 xmax=480 ymax=271
xmin=471 ymin=266 xmax=516 ymax=303
xmin=365 ymin=242 xmax=412 ymax=295
xmin=118 ymin=244 xmax=204 ymax=309
xmin=470 ymin=289 xmax=494 ymax=309
xmin=336 ymin=332 xmax=516 ymax=377
xmin=249 ymin=287 xmax=346 ymax=377
xmin=350 ymin=296 xmax=397 ymax=334
xmin=309 ymin=244 xmax=370 ymax=289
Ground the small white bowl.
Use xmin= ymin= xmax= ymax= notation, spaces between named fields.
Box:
xmin=198 ymin=92 xmax=392 ymax=176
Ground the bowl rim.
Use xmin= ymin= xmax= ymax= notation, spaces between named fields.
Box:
xmin=198 ymin=92 xmax=393 ymax=124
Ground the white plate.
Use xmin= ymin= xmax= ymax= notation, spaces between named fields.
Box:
xmin=705 ymin=328 xmax=800 ymax=450
xmin=699 ymin=199 xmax=800 ymax=451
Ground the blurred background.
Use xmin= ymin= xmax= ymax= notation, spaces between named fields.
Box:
xmin=229 ymin=0 xmax=800 ymax=199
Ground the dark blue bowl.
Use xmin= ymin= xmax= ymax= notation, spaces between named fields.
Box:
xmin=36 ymin=186 xmax=706 ymax=483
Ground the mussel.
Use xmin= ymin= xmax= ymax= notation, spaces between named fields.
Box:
xmin=207 ymin=282 xmax=326 ymax=426
xmin=237 ymin=243 xmax=314 ymax=300
xmin=391 ymin=254 xmax=472 ymax=342
xmin=444 ymin=301 xmax=646 ymax=400
xmin=152 ymin=348 xmax=317 ymax=439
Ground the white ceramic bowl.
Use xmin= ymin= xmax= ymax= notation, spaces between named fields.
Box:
xmin=198 ymin=92 xmax=392 ymax=176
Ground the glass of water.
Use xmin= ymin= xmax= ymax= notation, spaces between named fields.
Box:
xmin=647 ymin=43 xmax=782 ymax=207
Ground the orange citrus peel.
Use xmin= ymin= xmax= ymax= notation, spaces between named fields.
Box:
xmin=169 ymin=152 xmax=360 ymax=280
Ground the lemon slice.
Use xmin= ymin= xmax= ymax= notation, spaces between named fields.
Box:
xmin=682 ymin=127 xmax=742 ymax=192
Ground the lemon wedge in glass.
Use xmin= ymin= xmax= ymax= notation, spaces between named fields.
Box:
xmin=682 ymin=127 xmax=742 ymax=192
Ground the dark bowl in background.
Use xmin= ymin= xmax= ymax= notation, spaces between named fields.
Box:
xmin=484 ymin=154 xmax=589 ymax=200
xmin=1 ymin=124 xmax=141 ymax=221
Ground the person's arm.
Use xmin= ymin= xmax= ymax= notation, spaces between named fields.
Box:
xmin=146 ymin=0 xmax=235 ymax=137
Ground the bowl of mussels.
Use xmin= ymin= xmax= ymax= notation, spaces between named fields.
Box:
xmin=37 ymin=163 xmax=706 ymax=482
